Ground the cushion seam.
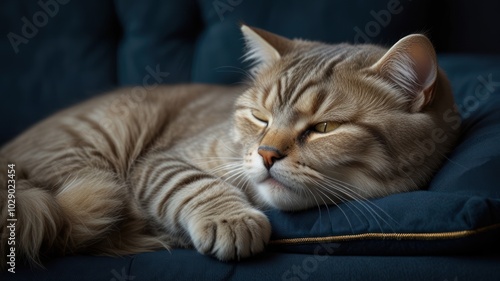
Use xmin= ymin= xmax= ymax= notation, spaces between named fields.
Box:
xmin=269 ymin=223 xmax=500 ymax=245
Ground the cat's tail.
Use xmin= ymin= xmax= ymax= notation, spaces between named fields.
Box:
xmin=0 ymin=157 xmax=66 ymax=271
xmin=0 ymin=159 xmax=167 ymax=271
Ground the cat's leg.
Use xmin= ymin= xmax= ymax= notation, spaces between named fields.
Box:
xmin=130 ymin=153 xmax=271 ymax=260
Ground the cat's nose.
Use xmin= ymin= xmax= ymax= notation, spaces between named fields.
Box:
xmin=258 ymin=146 xmax=284 ymax=170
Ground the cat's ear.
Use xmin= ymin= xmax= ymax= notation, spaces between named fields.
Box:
xmin=241 ymin=25 xmax=293 ymax=73
xmin=370 ymin=34 xmax=438 ymax=113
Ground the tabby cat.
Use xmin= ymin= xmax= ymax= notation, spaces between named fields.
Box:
xmin=0 ymin=25 xmax=459 ymax=268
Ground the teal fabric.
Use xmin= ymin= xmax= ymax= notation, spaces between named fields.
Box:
xmin=3 ymin=250 xmax=499 ymax=281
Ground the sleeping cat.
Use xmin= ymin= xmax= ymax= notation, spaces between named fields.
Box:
xmin=0 ymin=25 xmax=459 ymax=268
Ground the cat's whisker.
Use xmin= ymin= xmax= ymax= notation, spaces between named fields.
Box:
xmin=203 ymin=166 xmax=249 ymax=196
xmin=214 ymin=68 xmax=254 ymax=87
xmin=204 ymin=161 xmax=241 ymax=172
xmin=215 ymin=166 xmax=246 ymax=185
xmin=192 ymin=156 xmax=242 ymax=161
xmin=434 ymin=150 xmax=467 ymax=170
xmin=222 ymin=169 xmax=247 ymax=186
xmin=215 ymin=65 xmax=252 ymax=77
xmin=318 ymin=183 xmax=384 ymax=233
xmin=197 ymin=157 xmax=243 ymax=165
xmin=217 ymin=138 xmax=242 ymax=156
xmin=307 ymin=179 xmax=351 ymax=234
xmin=299 ymin=182 xmax=325 ymax=233
xmin=233 ymin=170 xmax=251 ymax=191
xmin=398 ymin=169 xmax=420 ymax=191
xmin=215 ymin=65 xmax=270 ymax=88
xmin=191 ymin=158 xmax=242 ymax=168
xmin=318 ymin=173 xmax=372 ymax=196
xmin=214 ymin=168 xmax=245 ymax=183
xmin=309 ymin=178 xmax=367 ymax=233
xmin=320 ymin=177 xmax=398 ymax=232
xmin=192 ymin=155 xmax=242 ymax=162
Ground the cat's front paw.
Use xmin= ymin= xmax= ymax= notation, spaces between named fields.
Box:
xmin=189 ymin=208 xmax=271 ymax=261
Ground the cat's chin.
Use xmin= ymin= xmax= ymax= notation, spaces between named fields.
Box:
xmin=255 ymin=177 xmax=313 ymax=211
xmin=262 ymin=177 xmax=288 ymax=190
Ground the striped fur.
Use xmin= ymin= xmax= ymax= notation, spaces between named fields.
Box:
xmin=0 ymin=26 xmax=459 ymax=268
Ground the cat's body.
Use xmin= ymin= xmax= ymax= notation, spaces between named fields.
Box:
xmin=0 ymin=26 xmax=460 ymax=268
xmin=1 ymin=84 xmax=269 ymax=264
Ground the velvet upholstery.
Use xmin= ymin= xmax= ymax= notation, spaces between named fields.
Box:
xmin=1 ymin=1 xmax=499 ymax=280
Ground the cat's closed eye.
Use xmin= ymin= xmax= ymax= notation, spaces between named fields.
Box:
xmin=251 ymin=110 xmax=269 ymax=124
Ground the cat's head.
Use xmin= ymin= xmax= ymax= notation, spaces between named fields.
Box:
xmin=233 ymin=25 xmax=459 ymax=211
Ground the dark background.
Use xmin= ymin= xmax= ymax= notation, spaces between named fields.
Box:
xmin=1 ymin=0 xmax=500 ymax=145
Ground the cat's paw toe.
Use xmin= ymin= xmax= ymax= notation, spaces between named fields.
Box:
xmin=190 ymin=209 xmax=271 ymax=260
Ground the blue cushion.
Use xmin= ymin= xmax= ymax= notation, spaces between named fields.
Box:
xmin=265 ymin=55 xmax=500 ymax=255
xmin=5 ymin=250 xmax=500 ymax=281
